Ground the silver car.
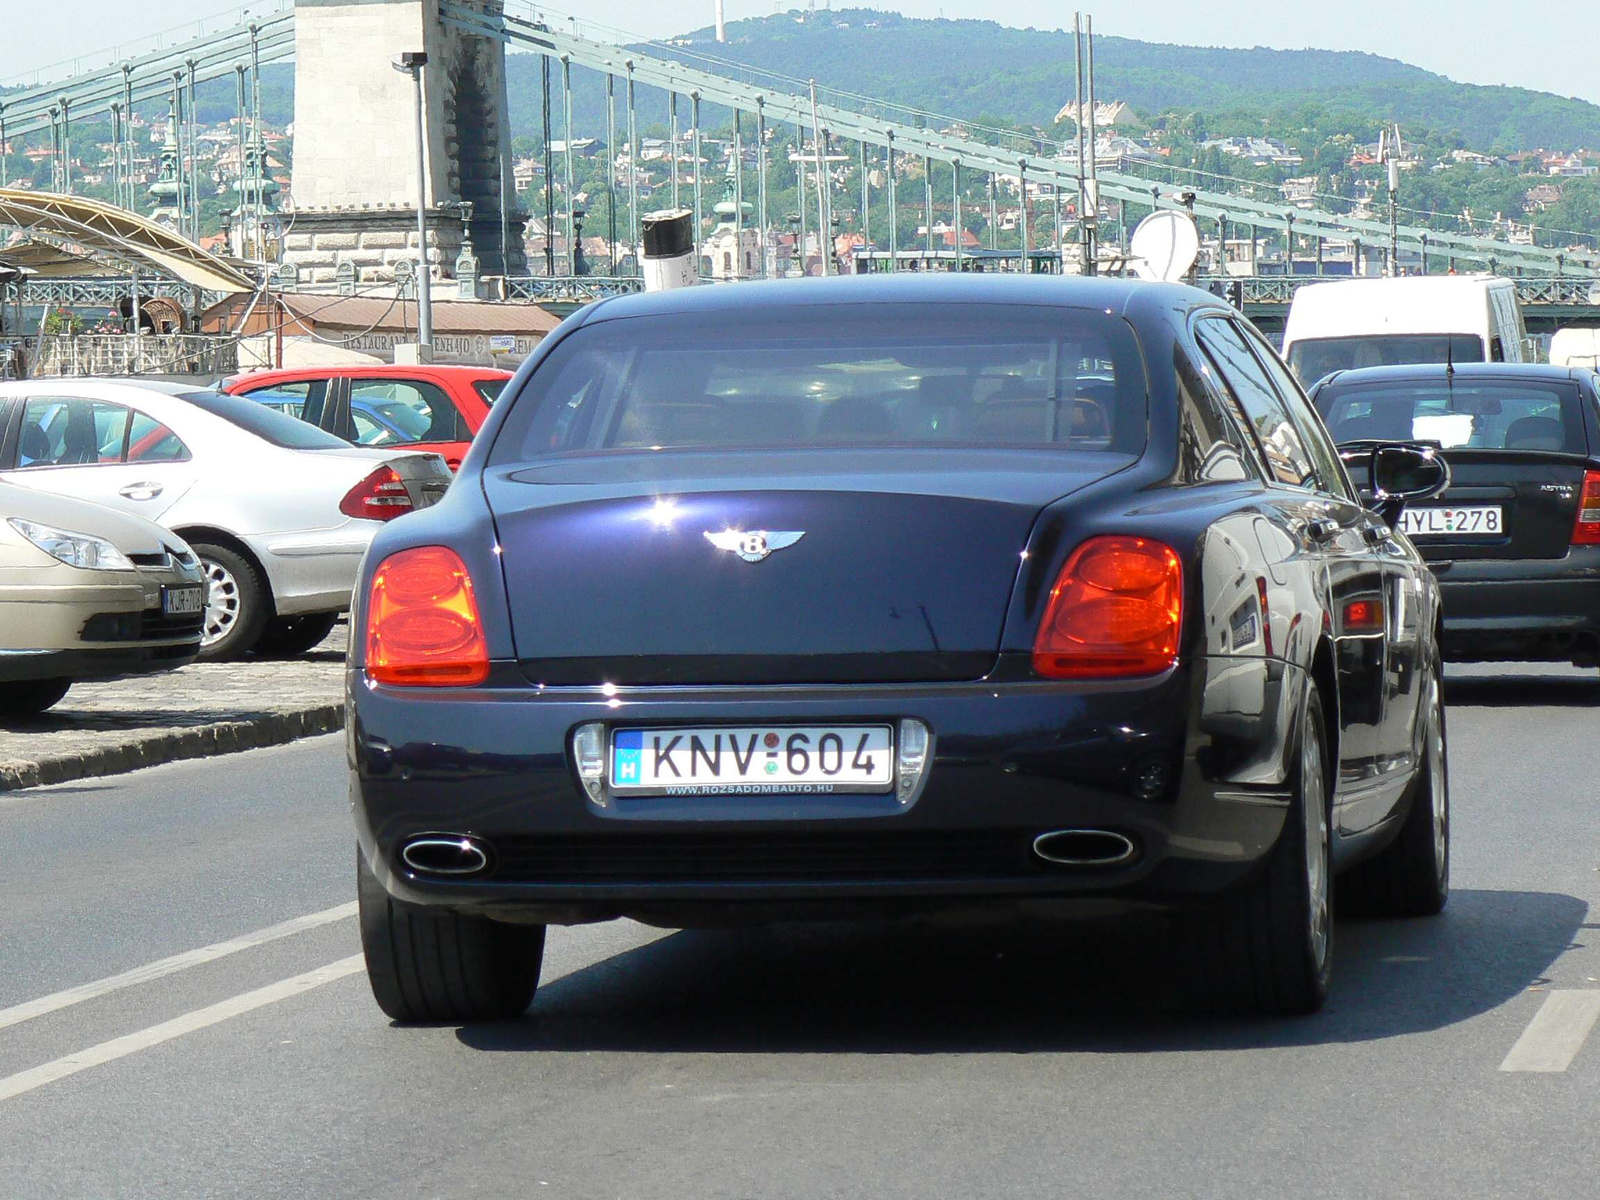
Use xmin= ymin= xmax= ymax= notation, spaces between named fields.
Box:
xmin=0 ymin=380 xmax=451 ymax=660
xmin=0 ymin=479 xmax=205 ymax=716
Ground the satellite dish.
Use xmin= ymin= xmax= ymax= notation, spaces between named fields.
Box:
xmin=1129 ymin=210 xmax=1201 ymax=283
xmin=1587 ymin=279 xmax=1600 ymax=307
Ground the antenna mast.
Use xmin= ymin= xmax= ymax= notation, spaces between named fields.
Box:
xmin=1381 ymin=123 xmax=1402 ymax=276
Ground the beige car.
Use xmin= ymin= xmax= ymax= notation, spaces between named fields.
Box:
xmin=1 ymin=481 xmax=205 ymax=716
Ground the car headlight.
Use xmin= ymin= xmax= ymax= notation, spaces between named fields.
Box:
xmin=7 ymin=518 xmax=137 ymax=571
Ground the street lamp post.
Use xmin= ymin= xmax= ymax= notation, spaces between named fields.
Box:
xmin=393 ymin=52 xmax=433 ymax=354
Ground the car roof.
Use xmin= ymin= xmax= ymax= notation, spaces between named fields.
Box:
xmin=0 ymin=377 xmax=206 ymax=399
xmin=1314 ymin=362 xmax=1587 ymax=389
xmin=576 ymin=273 xmax=1225 ymax=324
xmin=230 ymin=364 xmax=512 ymax=381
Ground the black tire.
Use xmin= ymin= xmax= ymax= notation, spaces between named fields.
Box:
xmin=1180 ymin=684 xmax=1333 ymax=1016
xmin=357 ymin=848 xmax=545 ymax=1023
xmin=0 ymin=678 xmax=72 ymax=716
xmin=192 ymin=542 xmax=270 ymax=662
xmin=253 ymin=612 xmax=339 ymax=658
xmin=1338 ymin=654 xmax=1449 ymax=918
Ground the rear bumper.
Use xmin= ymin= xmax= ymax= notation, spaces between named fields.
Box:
xmin=349 ymin=655 xmax=1303 ymax=925
xmin=1432 ymin=549 xmax=1600 ymax=661
xmin=252 ymin=520 xmax=373 ymax=617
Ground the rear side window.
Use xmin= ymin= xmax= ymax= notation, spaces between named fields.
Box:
xmin=239 ymin=379 xmax=328 ymax=423
xmin=1196 ymin=319 xmax=1321 ymax=489
xmin=490 ymin=305 xmax=1149 ymax=462
xmin=348 ymin=379 xmax=459 ymax=446
xmin=127 ymin=412 xmax=191 ymax=462
xmin=1316 ymin=381 xmax=1589 ymax=454
xmin=474 ymin=379 xmax=507 ymax=406
xmin=177 ymin=390 xmax=350 ymax=450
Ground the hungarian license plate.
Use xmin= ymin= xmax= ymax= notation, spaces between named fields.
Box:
xmin=162 ymin=584 xmax=205 ymax=616
xmin=610 ymin=725 xmax=895 ymax=796
xmin=1398 ymin=505 xmax=1503 ymax=538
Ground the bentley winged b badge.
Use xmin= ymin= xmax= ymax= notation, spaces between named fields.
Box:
xmin=704 ymin=529 xmax=806 ymax=563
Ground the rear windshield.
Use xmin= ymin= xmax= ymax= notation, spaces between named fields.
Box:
xmin=1316 ymin=380 xmax=1589 ymax=454
xmin=178 ymin=390 xmax=350 ymax=450
xmin=489 ymin=304 xmax=1148 ymax=463
xmin=1288 ymin=334 xmax=1483 ymax=386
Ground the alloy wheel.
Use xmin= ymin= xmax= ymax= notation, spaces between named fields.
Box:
xmin=201 ymin=557 xmax=241 ymax=648
xmin=1427 ymin=676 xmax=1448 ymax=881
xmin=1302 ymin=721 xmax=1331 ymax=970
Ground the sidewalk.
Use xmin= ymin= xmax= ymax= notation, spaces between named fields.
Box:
xmin=0 ymin=630 xmax=347 ymax=792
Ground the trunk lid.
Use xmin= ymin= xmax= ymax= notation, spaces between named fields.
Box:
xmin=1421 ymin=453 xmax=1589 ymax=562
xmin=1348 ymin=450 xmax=1591 ymax=561
xmin=318 ymin=448 xmax=453 ymax=510
xmin=484 ymin=449 xmax=1132 ymax=685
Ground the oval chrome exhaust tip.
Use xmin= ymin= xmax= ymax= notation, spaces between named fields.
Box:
xmin=401 ymin=836 xmax=491 ymax=877
xmin=1032 ymin=830 xmax=1137 ymax=867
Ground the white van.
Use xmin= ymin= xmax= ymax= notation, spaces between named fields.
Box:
xmin=1549 ymin=326 xmax=1600 ymax=371
xmin=1281 ymin=275 xmax=1532 ymax=385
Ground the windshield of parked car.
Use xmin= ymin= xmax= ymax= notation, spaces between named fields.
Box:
xmin=1288 ymin=334 xmax=1484 ymax=386
xmin=1316 ymin=379 xmax=1589 ymax=453
xmin=177 ymin=390 xmax=352 ymax=450
xmin=490 ymin=304 xmax=1148 ymax=463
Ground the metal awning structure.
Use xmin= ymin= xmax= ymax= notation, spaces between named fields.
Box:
xmin=0 ymin=189 xmax=255 ymax=294
xmin=0 ymin=239 xmax=107 ymax=278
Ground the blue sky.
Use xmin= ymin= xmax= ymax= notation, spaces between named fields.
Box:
xmin=5 ymin=1 xmax=1597 ymax=107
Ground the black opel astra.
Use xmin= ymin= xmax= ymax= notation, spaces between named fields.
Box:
xmin=349 ymin=275 xmax=1451 ymax=1021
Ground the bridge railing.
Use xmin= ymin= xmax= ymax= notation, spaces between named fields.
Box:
xmin=500 ymin=276 xmax=645 ymax=304
xmin=18 ymin=334 xmax=238 ymax=379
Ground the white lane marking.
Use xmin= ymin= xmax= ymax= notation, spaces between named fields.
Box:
xmin=1499 ymin=990 xmax=1600 ymax=1073
xmin=0 ymin=902 xmax=357 ymax=1033
xmin=0 ymin=955 xmax=365 ymax=1104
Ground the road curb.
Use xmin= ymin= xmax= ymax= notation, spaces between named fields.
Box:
xmin=0 ymin=704 xmax=346 ymax=793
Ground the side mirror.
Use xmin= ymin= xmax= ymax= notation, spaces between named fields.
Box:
xmin=1365 ymin=443 xmax=1450 ymax=526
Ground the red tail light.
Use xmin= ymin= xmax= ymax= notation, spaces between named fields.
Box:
xmin=1033 ymin=536 xmax=1183 ymax=679
xmin=341 ymin=466 xmax=415 ymax=522
xmin=1573 ymin=471 xmax=1600 ymax=545
xmin=365 ymin=546 xmax=489 ymax=686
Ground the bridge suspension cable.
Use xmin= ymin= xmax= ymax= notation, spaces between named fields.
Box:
xmin=0 ymin=12 xmax=293 ymax=141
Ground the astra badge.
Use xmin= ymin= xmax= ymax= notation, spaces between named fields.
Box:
xmin=704 ymin=529 xmax=805 ymax=563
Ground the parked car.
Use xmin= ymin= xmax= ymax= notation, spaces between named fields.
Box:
xmin=1313 ymin=362 xmax=1600 ymax=667
xmin=1549 ymin=327 xmax=1600 ymax=372
xmin=0 ymin=380 xmax=452 ymax=661
xmin=349 ymin=275 xmax=1452 ymax=1024
xmin=0 ymin=479 xmax=204 ymax=715
xmin=1282 ymin=275 xmax=1532 ymax=386
xmin=222 ymin=364 xmax=513 ymax=471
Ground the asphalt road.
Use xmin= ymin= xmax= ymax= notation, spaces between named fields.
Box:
xmin=1 ymin=664 xmax=1597 ymax=1199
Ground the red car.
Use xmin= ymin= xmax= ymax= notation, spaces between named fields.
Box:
xmin=223 ymin=364 xmax=512 ymax=471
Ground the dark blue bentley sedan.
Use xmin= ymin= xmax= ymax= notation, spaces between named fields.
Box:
xmin=349 ymin=275 xmax=1452 ymax=1022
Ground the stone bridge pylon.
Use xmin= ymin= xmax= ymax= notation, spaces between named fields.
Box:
xmin=284 ymin=0 xmax=526 ymax=287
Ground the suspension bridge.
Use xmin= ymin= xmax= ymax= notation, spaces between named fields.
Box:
xmin=3 ymin=0 xmax=1598 ymax=348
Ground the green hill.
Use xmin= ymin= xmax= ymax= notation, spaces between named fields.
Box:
xmin=600 ymin=8 xmax=1600 ymax=153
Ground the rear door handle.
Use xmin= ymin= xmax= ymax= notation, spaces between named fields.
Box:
xmin=118 ymin=482 xmax=164 ymax=501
